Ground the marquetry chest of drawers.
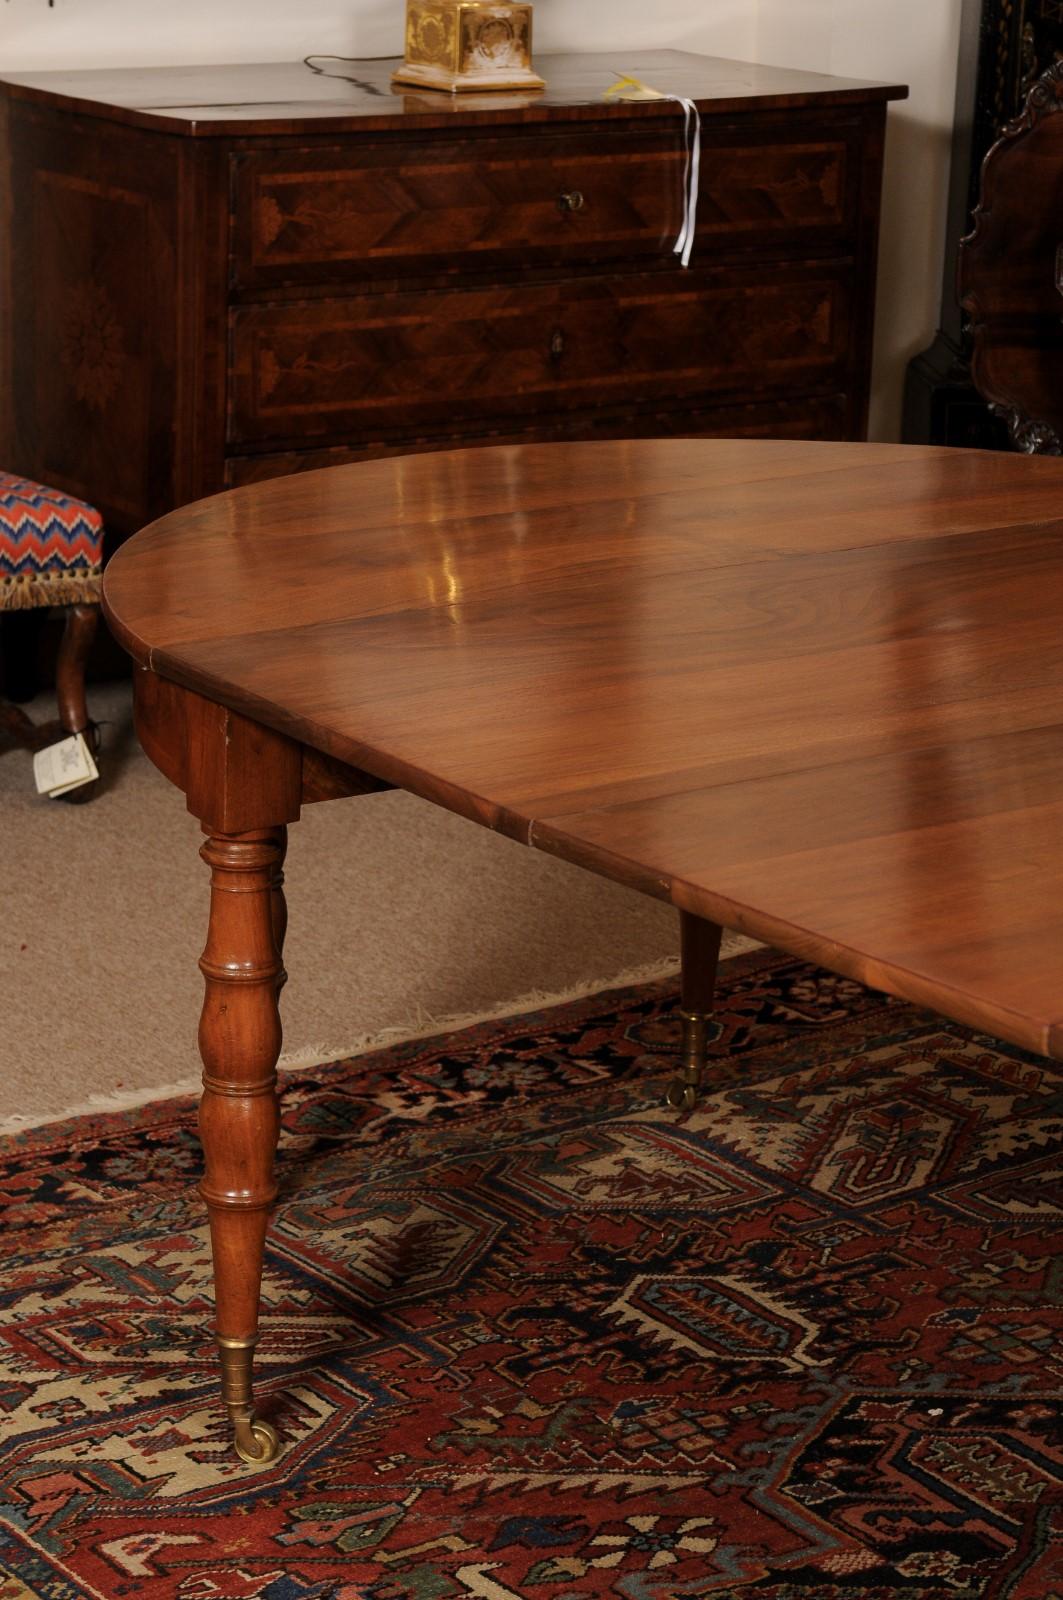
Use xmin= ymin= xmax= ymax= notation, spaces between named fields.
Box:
xmin=0 ymin=52 xmax=905 ymax=542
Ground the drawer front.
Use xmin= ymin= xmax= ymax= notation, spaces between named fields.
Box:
xmin=224 ymin=395 xmax=853 ymax=488
xmin=228 ymin=266 xmax=854 ymax=447
xmin=232 ymin=133 xmax=678 ymax=290
xmin=231 ymin=121 xmax=858 ymax=290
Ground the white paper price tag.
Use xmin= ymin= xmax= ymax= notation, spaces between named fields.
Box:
xmin=33 ymin=732 xmax=99 ymax=798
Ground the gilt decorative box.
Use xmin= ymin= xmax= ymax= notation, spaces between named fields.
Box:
xmin=393 ymin=0 xmax=545 ymax=93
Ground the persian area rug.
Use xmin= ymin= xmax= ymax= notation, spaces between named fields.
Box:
xmin=1 ymin=951 xmax=1060 ymax=1600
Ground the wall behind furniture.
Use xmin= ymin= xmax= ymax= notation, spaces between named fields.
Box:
xmin=758 ymin=0 xmax=964 ymax=438
xmin=0 ymin=1 xmax=755 ymax=67
xmin=2 ymin=0 xmax=961 ymax=439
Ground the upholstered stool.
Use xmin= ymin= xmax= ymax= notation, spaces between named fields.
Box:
xmin=0 ymin=472 xmax=104 ymax=791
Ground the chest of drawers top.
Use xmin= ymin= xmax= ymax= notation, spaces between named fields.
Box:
xmin=0 ymin=51 xmax=905 ymax=137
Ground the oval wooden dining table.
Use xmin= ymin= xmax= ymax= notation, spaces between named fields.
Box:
xmin=103 ymin=436 xmax=1063 ymax=1462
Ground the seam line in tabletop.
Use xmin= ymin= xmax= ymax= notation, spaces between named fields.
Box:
xmin=385 ymin=511 xmax=1063 ymax=622
xmin=523 ymin=715 xmax=1063 ymax=828
xmin=143 ymin=598 xmax=1063 ymax=762
xmin=110 ymin=508 xmax=1063 ymax=668
xmin=537 ymin=791 xmax=1063 ymax=898
xmin=124 ymin=498 xmax=1063 ymax=587
xmin=111 ymin=442 xmax=951 ymax=563
xmin=123 ymin=443 xmax=949 ymax=555
xmin=138 ymin=582 xmax=1063 ymax=816
xmin=144 ymin=623 xmax=1063 ymax=852
xmin=107 ymin=440 xmax=1053 ymax=640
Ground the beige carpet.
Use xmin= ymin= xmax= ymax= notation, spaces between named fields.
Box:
xmin=2 ymin=681 xmax=755 ymax=1130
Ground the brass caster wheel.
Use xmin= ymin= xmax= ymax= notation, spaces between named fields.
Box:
xmin=666 ymin=1005 xmax=709 ymax=1112
xmin=233 ymin=1416 xmax=280 ymax=1465
xmin=666 ymin=1076 xmax=700 ymax=1112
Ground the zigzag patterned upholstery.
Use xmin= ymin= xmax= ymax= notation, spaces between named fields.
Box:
xmin=0 ymin=472 xmax=104 ymax=612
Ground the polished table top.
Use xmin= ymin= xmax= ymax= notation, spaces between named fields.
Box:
xmin=103 ymin=438 xmax=1063 ymax=1057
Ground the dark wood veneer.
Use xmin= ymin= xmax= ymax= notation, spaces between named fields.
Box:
xmin=229 ymin=266 xmax=852 ymax=446
xmin=229 ymin=117 xmax=860 ymax=290
xmin=0 ymin=53 xmax=904 ymax=542
xmin=221 ymin=394 xmax=854 ymax=487
xmin=958 ymin=60 xmax=1063 ymax=455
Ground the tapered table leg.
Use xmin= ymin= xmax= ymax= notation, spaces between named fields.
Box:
xmin=667 ymin=910 xmax=723 ymax=1111
xmin=197 ymin=825 xmax=288 ymax=1464
xmin=271 ymin=825 xmax=289 ymax=994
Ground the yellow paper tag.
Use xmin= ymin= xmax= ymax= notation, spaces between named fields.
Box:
xmin=604 ymin=74 xmax=668 ymax=102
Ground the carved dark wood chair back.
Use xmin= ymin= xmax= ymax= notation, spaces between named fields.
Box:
xmin=958 ymin=59 xmax=1063 ymax=455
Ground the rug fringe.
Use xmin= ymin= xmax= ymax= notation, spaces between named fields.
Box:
xmin=0 ymin=956 xmax=680 ymax=1136
xmin=0 ymin=1074 xmax=209 ymax=1135
xmin=0 ymin=943 xmax=761 ymax=1137
xmin=276 ymin=953 xmax=689 ymax=1069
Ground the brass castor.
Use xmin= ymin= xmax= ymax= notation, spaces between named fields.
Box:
xmin=665 ymin=1007 xmax=710 ymax=1112
xmin=233 ymin=1412 xmax=281 ymax=1465
xmin=218 ymin=1333 xmax=280 ymax=1465
xmin=666 ymin=1076 xmax=700 ymax=1112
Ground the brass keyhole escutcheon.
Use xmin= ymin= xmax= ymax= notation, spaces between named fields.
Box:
xmin=557 ymin=189 xmax=585 ymax=213
xmin=550 ymin=329 xmax=565 ymax=359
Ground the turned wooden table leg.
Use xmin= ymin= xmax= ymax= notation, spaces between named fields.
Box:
xmin=271 ymin=824 xmax=289 ymax=995
xmin=198 ymin=825 xmax=288 ymax=1464
xmin=667 ymin=910 xmax=723 ymax=1111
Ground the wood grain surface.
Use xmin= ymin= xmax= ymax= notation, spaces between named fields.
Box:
xmin=228 ymin=267 xmax=852 ymax=447
xmin=104 ymin=437 xmax=1063 ymax=1057
xmin=229 ymin=125 xmax=856 ymax=291
xmin=0 ymin=53 xmax=906 ymax=138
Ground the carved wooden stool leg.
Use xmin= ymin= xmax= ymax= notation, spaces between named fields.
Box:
xmin=666 ymin=910 xmax=723 ymax=1111
xmin=198 ymin=826 xmax=287 ymax=1464
xmin=56 ymin=603 xmax=99 ymax=737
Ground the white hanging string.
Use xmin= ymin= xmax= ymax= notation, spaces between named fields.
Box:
xmin=669 ymin=96 xmax=702 ymax=269
xmin=604 ymin=78 xmax=701 ymax=269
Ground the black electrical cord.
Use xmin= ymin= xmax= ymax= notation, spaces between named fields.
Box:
xmin=303 ymin=54 xmax=397 ymax=95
